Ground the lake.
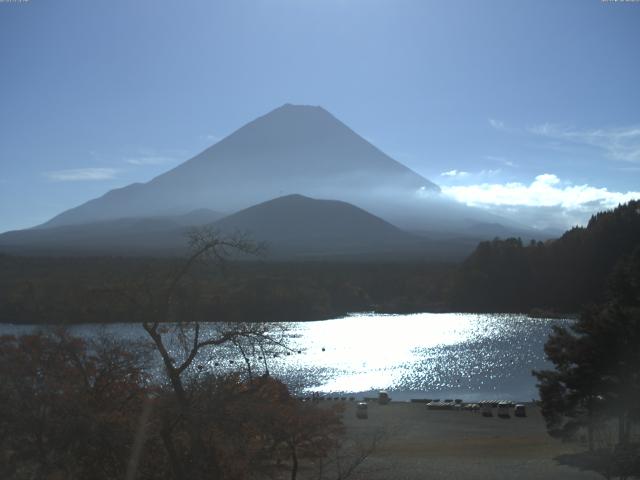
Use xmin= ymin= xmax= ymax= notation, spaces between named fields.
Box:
xmin=0 ymin=313 xmax=571 ymax=402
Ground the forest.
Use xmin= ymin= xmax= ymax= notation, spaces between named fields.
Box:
xmin=0 ymin=254 xmax=452 ymax=325
xmin=533 ymin=233 xmax=640 ymax=478
xmin=450 ymin=200 xmax=640 ymax=314
xmin=0 ymin=200 xmax=638 ymax=324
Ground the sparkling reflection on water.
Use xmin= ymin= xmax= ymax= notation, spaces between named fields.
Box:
xmin=279 ymin=313 xmax=571 ymax=401
xmin=0 ymin=313 xmax=571 ymax=402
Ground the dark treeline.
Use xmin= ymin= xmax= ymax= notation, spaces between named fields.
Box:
xmin=450 ymin=200 xmax=640 ymax=314
xmin=0 ymin=255 xmax=453 ymax=324
xmin=1 ymin=201 xmax=638 ymax=324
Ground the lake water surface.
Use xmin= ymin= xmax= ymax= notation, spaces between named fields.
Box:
xmin=0 ymin=313 xmax=571 ymax=402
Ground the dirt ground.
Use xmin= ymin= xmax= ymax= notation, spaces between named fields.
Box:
xmin=325 ymin=401 xmax=602 ymax=480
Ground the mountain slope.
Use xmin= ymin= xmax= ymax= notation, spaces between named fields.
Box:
xmin=43 ymin=104 xmax=438 ymax=228
xmin=0 ymin=209 xmax=223 ymax=255
xmin=0 ymin=196 xmax=436 ymax=258
xmin=212 ymin=194 xmax=421 ymax=256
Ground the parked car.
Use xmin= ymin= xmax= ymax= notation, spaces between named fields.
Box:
xmin=514 ymin=404 xmax=526 ymax=417
xmin=356 ymin=402 xmax=368 ymax=419
xmin=497 ymin=401 xmax=511 ymax=418
xmin=378 ymin=391 xmax=391 ymax=405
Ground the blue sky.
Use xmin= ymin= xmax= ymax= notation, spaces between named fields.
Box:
xmin=1 ymin=0 xmax=639 ymax=232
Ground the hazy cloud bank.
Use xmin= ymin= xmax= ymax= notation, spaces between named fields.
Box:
xmin=442 ymin=173 xmax=640 ymax=230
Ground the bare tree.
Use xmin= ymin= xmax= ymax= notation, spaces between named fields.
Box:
xmin=137 ymin=227 xmax=293 ymax=480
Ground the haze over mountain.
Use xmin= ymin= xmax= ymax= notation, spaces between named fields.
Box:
xmin=0 ymin=209 xmax=224 ymax=256
xmin=43 ymin=104 xmax=440 ymax=228
xmin=0 ymin=104 xmax=551 ymax=258
xmin=0 ymin=195 xmax=450 ymax=259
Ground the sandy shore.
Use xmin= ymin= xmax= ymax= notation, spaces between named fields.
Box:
xmin=325 ymin=401 xmax=601 ymax=480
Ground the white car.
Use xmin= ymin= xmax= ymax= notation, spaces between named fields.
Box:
xmin=378 ymin=391 xmax=391 ymax=405
xmin=356 ymin=402 xmax=368 ymax=419
xmin=497 ymin=402 xmax=511 ymax=418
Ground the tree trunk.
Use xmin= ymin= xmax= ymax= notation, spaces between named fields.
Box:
xmin=161 ymin=420 xmax=185 ymax=480
xmin=169 ymin=367 xmax=221 ymax=480
xmin=619 ymin=413 xmax=625 ymax=445
xmin=617 ymin=411 xmax=631 ymax=446
xmin=146 ymin=326 xmax=222 ymax=480
xmin=290 ymin=443 xmax=298 ymax=480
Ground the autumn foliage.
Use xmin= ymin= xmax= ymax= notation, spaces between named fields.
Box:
xmin=0 ymin=332 xmax=345 ymax=480
xmin=0 ymin=332 xmax=148 ymax=479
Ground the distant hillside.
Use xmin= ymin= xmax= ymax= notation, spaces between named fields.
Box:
xmin=450 ymin=200 xmax=640 ymax=313
xmin=0 ymin=209 xmax=223 ymax=256
xmin=212 ymin=194 xmax=423 ymax=258
xmin=1 ymin=195 xmax=451 ymax=259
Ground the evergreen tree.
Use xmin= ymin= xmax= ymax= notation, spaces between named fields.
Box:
xmin=534 ymin=246 xmax=640 ymax=451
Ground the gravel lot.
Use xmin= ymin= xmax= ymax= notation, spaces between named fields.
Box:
xmin=327 ymin=400 xmax=602 ymax=480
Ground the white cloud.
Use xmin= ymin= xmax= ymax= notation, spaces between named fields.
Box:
xmin=125 ymin=155 xmax=176 ymax=166
xmin=488 ymin=118 xmax=505 ymax=130
xmin=443 ymin=173 xmax=639 ymax=209
xmin=45 ymin=168 xmax=119 ymax=182
xmin=440 ymin=173 xmax=640 ymax=229
xmin=124 ymin=147 xmax=185 ymax=166
xmin=485 ymin=155 xmax=516 ymax=167
xmin=439 ymin=169 xmax=500 ymax=181
xmin=440 ymin=169 xmax=469 ymax=177
xmin=478 ymin=168 xmax=501 ymax=177
xmin=529 ymin=123 xmax=640 ymax=163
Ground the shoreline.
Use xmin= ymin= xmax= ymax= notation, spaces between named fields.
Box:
xmin=302 ymin=391 xmax=540 ymax=403
xmin=0 ymin=309 xmax=578 ymax=326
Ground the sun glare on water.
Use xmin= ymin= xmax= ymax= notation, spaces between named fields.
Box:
xmin=288 ymin=313 xmax=486 ymax=393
